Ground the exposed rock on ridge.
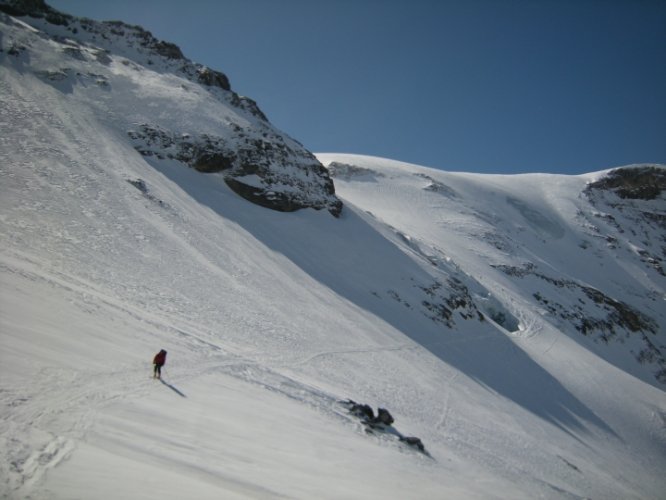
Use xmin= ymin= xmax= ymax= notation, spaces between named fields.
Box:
xmin=585 ymin=165 xmax=666 ymax=201
xmin=486 ymin=164 xmax=666 ymax=384
xmin=495 ymin=262 xmax=665 ymax=383
xmin=0 ymin=0 xmax=342 ymax=216
xmin=128 ymin=124 xmax=341 ymax=215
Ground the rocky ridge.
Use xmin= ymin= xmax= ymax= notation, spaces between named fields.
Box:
xmin=0 ymin=0 xmax=342 ymax=216
xmin=323 ymin=156 xmax=666 ymax=386
xmin=497 ymin=165 xmax=666 ymax=383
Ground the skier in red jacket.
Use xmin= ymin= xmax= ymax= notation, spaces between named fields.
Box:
xmin=153 ymin=349 xmax=167 ymax=379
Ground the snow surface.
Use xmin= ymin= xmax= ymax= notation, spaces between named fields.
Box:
xmin=2 ymin=7 xmax=666 ymax=500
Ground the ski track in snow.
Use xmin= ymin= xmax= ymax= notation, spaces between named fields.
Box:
xmin=2 ymin=174 xmax=663 ymax=498
xmin=1 ymin=240 xmax=455 ymax=499
xmin=0 ymin=253 xmax=394 ymax=495
xmin=0 ymin=331 xmax=339 ymax=497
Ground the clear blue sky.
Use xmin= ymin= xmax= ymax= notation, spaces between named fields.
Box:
xmin=48 ymin=0 xmax=666 ymax=174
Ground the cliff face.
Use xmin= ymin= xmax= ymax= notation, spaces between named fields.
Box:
xmin=585 ymin=165 xmax=666 ymax=200
xmin=0 ymin=0 xmax=342 ymax=216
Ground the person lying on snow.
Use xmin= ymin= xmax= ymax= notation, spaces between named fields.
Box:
xmin=153 ymin=349 xmax=167 ymax=379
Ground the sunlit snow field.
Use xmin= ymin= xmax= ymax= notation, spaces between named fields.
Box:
xmin=1 ymin=9 xmax=665 ymax=500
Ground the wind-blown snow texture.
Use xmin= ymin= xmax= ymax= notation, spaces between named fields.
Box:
xmin=2 ymin=3 xmax=666 ymax=499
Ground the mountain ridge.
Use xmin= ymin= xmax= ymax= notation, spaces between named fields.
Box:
xmin=1 ymin=3 xmax=666 ymax=499
xmin=0 ymin=0 xmax=343 ymax=216
xmin=318 ymin=153 xmax=666 ymax=387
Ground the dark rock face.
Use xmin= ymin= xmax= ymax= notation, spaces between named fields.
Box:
xmin=128 ymin=125 xmax=342 ymax=217
xmin=341 ymin=400 xmax=429 ymax=456
xmin=419 ymin=278 xmax=485 ymax=328
xmin=581 ymin=166 xmax=666 ymax=278
xmin=235 ymin=96 xmax=268 ymax=122
xmin=348 ymin=402 xmax=375 ymax=421
xmin=375 ymin=408 xmax=394 ymax=426
xmin=495 ymin=263 xmax=664 ymax=384
xmin=197 ymin=67 xmax=231 ymax=91
xmin=0 ymin=0 xmax=68 ymax=25
xmin=495 ymin=264 xmax=659 ymax=338
xmin=586 ymin=166 xmax=666 ymax=200
xmin=193 ymin=151 xmax=236 ymax=173
xmin=2 ymin=0 xmax=227 ymax=89
xmin=151 ymin=40 xmax=183 ymax=60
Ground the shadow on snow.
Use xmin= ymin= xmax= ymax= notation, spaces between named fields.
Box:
xmin=161 ymin=378 xmax=187 ymax=398
xmin=152 ymin=162 xmax=617 ymax=441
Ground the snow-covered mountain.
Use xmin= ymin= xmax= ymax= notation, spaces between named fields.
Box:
xmin=318 ymin=155 xmax=666 ymax=388
xmin=0 ymin=0 xmax=342 ymax=217
xmin=1 ymin=2 xmax=665 ymax=499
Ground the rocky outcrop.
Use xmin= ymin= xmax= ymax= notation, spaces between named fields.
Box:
xmin=2 ymin=0 xmax=343 ymax=216
xmin=128 ymin=124 xmax=342 ymax=216
xmin=0 ymin=0 xmax=69 ymax=25
xmin=341 ymin=400 xmax=428 ymax=455
xmin=494 ymin=263 xmax=664 ymax=383
xmin=196 ymin=66 xmax=230 ymax=91
xmin=419 ymin=278 xmax=485 ymax=327
xmin=490 ymin=165 xmax=666 ymax=385
xmin=580 ymin=167 xmax=665 ymax=277
xmin=585 ymin=165 xmax=666 ymax=200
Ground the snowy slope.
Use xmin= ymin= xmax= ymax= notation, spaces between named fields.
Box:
xmin=2 ymin=3 xmax=666 ymax=500
xmin=0 ymin=2 xmax=341 ymax=216
xmin=318 ymin=153 xmax=666 ymax=387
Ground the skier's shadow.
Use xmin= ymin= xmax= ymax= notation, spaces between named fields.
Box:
xmin=160 ymin=379 xmax=187 ymax=398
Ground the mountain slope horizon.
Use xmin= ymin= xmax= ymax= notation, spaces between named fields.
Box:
xmin=317 ymin=153 xmax=666 ymax=388
xmin=0 ymin=0 xmax=343 ymax=217
xmin=1 ymin=2 xmax=665 ymax=499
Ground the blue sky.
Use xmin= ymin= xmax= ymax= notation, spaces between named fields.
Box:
xmin=48 ymin=0 xmax=665 ymax=174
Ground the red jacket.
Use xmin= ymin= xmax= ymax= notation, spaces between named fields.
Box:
xmin=153 ymin=350 xmax=167 ymax=366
